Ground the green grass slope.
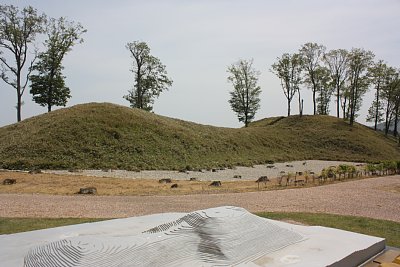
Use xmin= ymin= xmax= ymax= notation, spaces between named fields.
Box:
xmin=0 ymin=102 xmax=399 ymax=170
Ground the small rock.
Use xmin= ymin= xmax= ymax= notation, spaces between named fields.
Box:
xmin=209 ymin=181 xmax=222 ymax=187
xmin=78 ymin=187 xmax=97 ymax=195
xmin=189 ymin=177 xmax=197 ymax=181
xmin=286 ymin=164 xmax=294 ymax=168
xmin=256 ymin=176 xmax=269 ymax=183
xmin=159 ymin=178 xmax=172 ymax=184
xmin=233 ymin=175 xmax=242 ymax=179
xmin=171 ymin=184 xmax=178 ymax=188
xmin=2 ymin=178 xmax=16 ymax=185
xmin=211 ymin=169 xmax=217 ymax=172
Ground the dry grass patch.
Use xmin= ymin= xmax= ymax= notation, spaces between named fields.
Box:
xmin=0 ymin=172 xmax=285 ymax=196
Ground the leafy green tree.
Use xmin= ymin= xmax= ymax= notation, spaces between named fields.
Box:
xmin=271 ymin=53 xmax=302 ymax=116
xmin=30 ymin=17 xmax=86 ymax=112
xmin=124 ymin=41 xmax=173 ymax=111
xmin=323 ymin=49 xmax=349 ymax=118
xmin=227 ymin=59 xmax=261 ymax=127
xmin=380 ymin=67 xmax=400 ymax=135
xmin=347 ymin=48 xmax=374 ymax=125
xmin=366 ymin=60 xmax=390 ymax=130
xmin=0 ymin=5 xmax=46 ymax=122
xmin=299 ymin=42 xmax=326 ymax=115
xmin=312 ymin=66 xmax=333 ymax=115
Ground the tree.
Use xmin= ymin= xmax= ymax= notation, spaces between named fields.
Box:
xmin=124 ymin=41 xmax=172 ymax=111
xmin=0 ymin=5 xmax=46 ymax=122
xmin=30 ymin=17 xmax=86 ymax=112
xmin=299 ymin=42 xmax=326 ymax=115
xmin=227 ymin=59 xmax=261 ymax=127
xmin=271 ymin=53 xmax=302 ymax=116
xmin=323 ymin=49 xmax=349 ymax=118
xmin=312 ymin=66 xmax=333 ymax=115
xmin=347 ymin=48 xmax=374 ymax=125
xmin=380 ymin=67 xmax=400 ymax=135
xmin=366 ymin=60 xmax=389 ymax=130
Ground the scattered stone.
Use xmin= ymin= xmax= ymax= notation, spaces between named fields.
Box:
xmin=170 ymin=184 xmax=178 ymax=188
xmin=78 ymin=187 xmax=97 ymax=195
xmin=2 ymin=178 xmax=16 ymax=185
xmin=256 ymin=176 xmax=269 ymax=183
xmin=286 ymin=164 xmax=294 ymax=168
xmin=211 ymin=169 xmax=217 ymax=173
xmin=178 ymin=170 xmax=189 ymax=174
xmin=28 ymin=169 xmax=42 ymax=174
xmin=233 ymin=175 xmax=242 ymax=179
xmin=68 ymin=169 xmax=82 ymax=173
xmin=159 ymin=178 xmax=172 ymax=184
xmin=266 ymin=165 xmax=275 ymax=169
xmin=209 ymin=181 xmax=222 ymax=187
xmin=189 ymin=178 xmax=197 ymax=181
xmin=197 ymin=169 xmax=203 ymax=173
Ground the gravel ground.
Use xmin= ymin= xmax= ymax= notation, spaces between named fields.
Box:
xmin=1 ymin=175 xmax=399 ymax=222
xmin=44 ymin=160 xmax=364 ymax=181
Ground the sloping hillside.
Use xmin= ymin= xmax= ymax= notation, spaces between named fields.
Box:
xmin=0 ymin=103 xmax=399 ymax=170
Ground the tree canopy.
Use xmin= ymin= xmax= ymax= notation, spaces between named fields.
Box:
xmin=227 ymin=59 xmax=261 ymax=127
xmin=124 ymin=41 xmax=173 ymax=111
xmin=0 ymin=5 xmax=46 ymax=121
xmin=30 ymin=17 xmax=86 ymax=112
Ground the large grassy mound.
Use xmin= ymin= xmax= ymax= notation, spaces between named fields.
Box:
xmin=0 ymin=102 xmax=399 ymax=170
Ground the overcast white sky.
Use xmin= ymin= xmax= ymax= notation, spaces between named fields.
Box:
xmin=0 ymin=0 xmax=399 ymax=128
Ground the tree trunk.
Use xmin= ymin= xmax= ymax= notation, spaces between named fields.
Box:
xmin=313 ymin=89 xmax=316 ymax=115
xmin=394 ymin=104 xmax=399 ymax=137
xmin=374 ymin=84 xmax=380 ymax=131
xmin=336 ymin=84 xmax=340 ymax=118
xmin=298 ymin=89 xmax=302 ymax=117
xmin=17 ymin=91 xmax=22 ymax=122
xmin=287 ymin=98 xmax=291 ymax=116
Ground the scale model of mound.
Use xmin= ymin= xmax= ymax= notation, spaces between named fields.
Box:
xmin=24 ymin=207 xmax=305 ymax=266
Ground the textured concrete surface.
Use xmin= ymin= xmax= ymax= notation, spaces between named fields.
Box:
xmin=0 ymin=206 xmax=385 ymax=267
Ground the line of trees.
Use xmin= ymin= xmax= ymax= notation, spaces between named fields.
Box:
xmin=0 ymin=4 xmax=85 ymax=121
xmin=271 ymin=43 xmax=400 ymax=132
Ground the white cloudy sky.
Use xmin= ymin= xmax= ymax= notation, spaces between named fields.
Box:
xmin=0 ymin=0 xmax=399 ymax=127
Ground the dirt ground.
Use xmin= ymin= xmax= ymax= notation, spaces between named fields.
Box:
xmin=0 ymin=174 xmax=399 ymax=222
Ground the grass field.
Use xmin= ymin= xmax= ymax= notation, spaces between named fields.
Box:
xmin=0 ymin=102 xmax=399 ymax=171
xmin=1 ymin=213 xmax=398 ymax=247
xmin=257 ymin=212 xmax=400 ymax=247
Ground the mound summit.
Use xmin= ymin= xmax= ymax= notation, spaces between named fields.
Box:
xmin=0 ymin=102 xmax=399 ymax=170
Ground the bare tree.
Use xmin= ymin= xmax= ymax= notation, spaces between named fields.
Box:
xmin=0 ymin=5 xmax=46 ymax=122
xmin=271 ymin=53 xmax=302 ymax=116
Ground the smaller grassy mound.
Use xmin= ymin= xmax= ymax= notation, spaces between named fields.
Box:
xmin=257 ymin=212 xmax=400 ymax=247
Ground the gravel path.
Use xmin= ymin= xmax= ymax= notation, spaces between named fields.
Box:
xmin=44 ymin=160 xmax=363 ymax=181
xmin=1 ymin=175 xmax=399 ymax=222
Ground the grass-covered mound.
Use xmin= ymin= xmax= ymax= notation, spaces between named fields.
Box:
xmin=0 ymin=102 xmax=399 ymax=170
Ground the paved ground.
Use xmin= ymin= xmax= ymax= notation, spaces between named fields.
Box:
xmin=1 ymin=175 xmax=399 ymax=222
